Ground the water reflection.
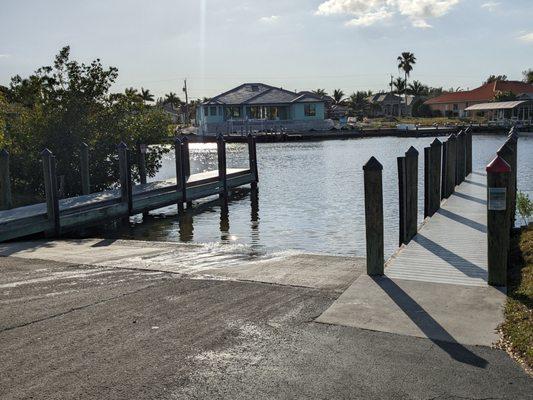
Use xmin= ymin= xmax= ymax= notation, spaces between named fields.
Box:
xmin=250 ymin=187 xmax=260 ymax=244
xmin=178 ymin=211 xmax=194 ymax=242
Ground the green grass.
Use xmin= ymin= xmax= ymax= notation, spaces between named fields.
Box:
xmin=499 ymin=226 xmax=533 ymax=371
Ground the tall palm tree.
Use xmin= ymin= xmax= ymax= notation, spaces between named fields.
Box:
xmin=312 ymin=89 xmax=328 ymax=97
xmin=407 ymin=80 xmax=427 ymax=96
xmin=140 ymin=88 xmax=154 ymax=103
xmin=397 ymin=52 xmax=416 ymax=116
xmin=348 ymin=91 xmax=370 ymax=116
xmin=164 ymin=92 xmax=181 ymax=108
xmin=333 ymin=89 xmax=344 ymax=104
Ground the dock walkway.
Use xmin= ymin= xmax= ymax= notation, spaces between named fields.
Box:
xmin=386 ymin=170 xmax=488 ymax=286
xmin=317 ymin=171 xmax=506 ymax=347
xmin=0 ymin=168 xmax=253 ymax=242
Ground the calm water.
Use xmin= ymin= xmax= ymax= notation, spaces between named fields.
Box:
xmin=108 ymin=135 xmax=533 ymax=260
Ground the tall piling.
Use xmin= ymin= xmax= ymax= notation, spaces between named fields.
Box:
xmin=363 ymin=156 xmax=384 ymax=276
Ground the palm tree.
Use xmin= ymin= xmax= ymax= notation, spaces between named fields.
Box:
xmin=393 ymin=77 xmax=406 ymax=94
xmin=397 ymin=52 xmax=416 ymax=116
xmin=312 ymin=89 xmax=328 ymax=97
xmin=140 ymin=88 xmax=154 ymax=103
xmin=348 ymin=91 xmax=371 ymax=116
xmin=124 ymin=87 xmax=139 ymax=97
xmin=407 ymin=80 xmax=427 ymax=96
xmin=333 ymin=89 xmax=344 ymax=104
xmin=164 ymin=92 xmax=181 ymax=108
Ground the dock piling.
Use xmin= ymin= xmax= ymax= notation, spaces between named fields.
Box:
xmin=444 ymin=134 xmax=457 ymax=198
xmin=217 ymin=134 xmax=228 ymax=207
xmin=136 ymin=142 xmax=147 ymax=185
xmin=486 ymin=155 xmax=512 ymax=286
xmin=506 ymin=131 xmax=518 ymax=227
xmin=465 ymin=127 xmax=472 ymax=175
xmin=363 ymin=156 xmax=384 ymax=276
xmin=404 ymin=146 xmax=419 ymax=244
xmin=41 ymin=149 xmax=60 ymax=236
xmin=117 ymin=142 xmax=133 ymax=215
xmin=0 ymin=149 xmax=13 ymax=210
xmin=456 ymin=130 xmax=466 ymax=184
xmin=174 ymin=138 xmax=186 ymax=213
xmin=427 ymin=138 xmax=442 ymax=217
xmin=80 ymin=143 xmax=90 ymax=195
xmin=247 ymin=134 xmax=258 ymax=189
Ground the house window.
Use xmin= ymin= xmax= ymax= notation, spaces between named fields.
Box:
xmin=304 ymin=104 xmax=316 ymax=117
xmin=210 ymin=106 xmax=217 ymax=116
xmin=453 ymin=104 xmax=458 ymax=111
xmin=225 ymin=106 xmax=241 ymax=119
xmin=203 ymin=106 xmax=209 ymax=116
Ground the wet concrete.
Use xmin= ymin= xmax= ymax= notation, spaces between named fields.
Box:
xmin=1 ymin=256 xmax=531 ymax=400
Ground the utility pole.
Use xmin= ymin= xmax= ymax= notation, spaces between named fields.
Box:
xmin=183 ymin=79 xmax=189 ymax=125
xmin=390 ymin=75 xmax=394 ymax=93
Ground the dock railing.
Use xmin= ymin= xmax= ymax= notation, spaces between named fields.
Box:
xmin=0 ymin=135 xmax=259 ymax=242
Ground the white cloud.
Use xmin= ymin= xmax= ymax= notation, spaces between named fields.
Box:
xmin=481 ymin=2 xmax=499 ymax=12
xmin=259 ymin=15 xmax=280 ymax=23
xmin=315 ymin=0 xmax=460 ymax=28
xmin=0 ymin=54 xmax=10 ymax=58
xmin=517 ymin=32 xmax=533 ymax=43
xmin=346 ymin=9 xmax=393 ymax=26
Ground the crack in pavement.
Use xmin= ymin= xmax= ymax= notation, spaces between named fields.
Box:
xmin=0 ymin=282 xmax=163 ymax=333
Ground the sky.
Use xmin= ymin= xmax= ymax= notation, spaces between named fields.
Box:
xmin=1 ymin=0 xmax=532 ymax=100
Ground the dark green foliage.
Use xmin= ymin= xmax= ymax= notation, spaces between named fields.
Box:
xmin=1 ymin=46 xmax=172 ymax=202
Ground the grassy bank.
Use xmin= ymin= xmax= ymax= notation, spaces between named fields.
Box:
xmin=499 ymin=226 xmax=533 ymax=372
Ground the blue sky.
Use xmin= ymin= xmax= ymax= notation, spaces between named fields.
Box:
xmin=1 ymin=0 xmax=532 ymax=100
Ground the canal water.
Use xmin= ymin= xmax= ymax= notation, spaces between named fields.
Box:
xmin=106 ymin=135 xmax=532 ymax=262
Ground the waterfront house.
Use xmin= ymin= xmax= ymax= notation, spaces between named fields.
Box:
xmin=196 ymin=83 xmax=332 ymax=135
xmin=424 ymin=80 xmax=533 ymax=117
xmin=465 ymin=98 xmax=533 ymax=126
xmin=366 ymin=92 xmax=417 ymax=117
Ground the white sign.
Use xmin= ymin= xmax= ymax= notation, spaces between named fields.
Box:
xmin=488 ymin=187 xmax=506 ymax=211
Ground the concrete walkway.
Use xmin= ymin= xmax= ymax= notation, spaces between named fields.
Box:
xmin=317 ymin=171 xmax=507 ymax=347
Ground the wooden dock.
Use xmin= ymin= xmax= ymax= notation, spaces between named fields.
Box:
xmin=0 ymin=135 xmax=258 ymax=242
xmin=386 ymin=170 xmax=488 ymax=286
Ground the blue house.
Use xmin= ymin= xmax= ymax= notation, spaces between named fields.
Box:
xmin=196 ymin=83 xmax=331 ymax=135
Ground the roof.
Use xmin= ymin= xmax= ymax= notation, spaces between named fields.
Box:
xmin=464 ymin=100 xmax=529 ymax=111
xmin=204 ymin=83 xmax=324 ymax=105
xmin=367 ymin=93 xmax=417 ymax=105
xmin=425 ymin=81 xmax=533 ymax=105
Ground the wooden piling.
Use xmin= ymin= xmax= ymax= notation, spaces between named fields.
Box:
xmin=397 ymin=156 xmax=406 ymax=246
xmin=174 ymin=138 xmax=186 ymax=213
xmin=0 ymin=149 xmax=13 ymax=210
xmin=465 ymin=127 xmax=472 ymax=176
xmin=444 ymin=134 xmax=457 ymax=198
xmin=363 ymin=156 xmax=384 ymax=276
xmin=182 ymin=136 xmax=191 ymax=178
xmin=486 ymin=155 xmax=511 ymax=286
xmin=247 ymin=134 xmax=258 ymax=189
xmin=456 ymin=130 xmax=466 ymax=184
xmin=497 ymin=141 xmax=515 ymax=230
xmin=441 ymin=140 xmax=448 ymax=200
xmin=136 ymin=143 xmax=147 ymax=185
xmin=217 ymin=134 xmax=228 ymax=205
xmin=117 ymin=142 xmax=132 ymax=215
xmin=80 ymin=143 xmax=90 ymax=195
xmin=424 ymin=147 xmax=430 ymax=219
xmin=428 ymin=138 xmax=442 ymax=217
xmin=404 ymin=146 xmax=419 ymax=244
xmin=506 ymin=132 xmax=518 ymax=227
xmin=41 ymin=149 xmax=60 ymax=236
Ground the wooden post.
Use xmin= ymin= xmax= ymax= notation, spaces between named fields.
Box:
xmin=0 ymin=149 xmax=13 ymax=210
xmin=506 ymin=132 xmax=518 ymax=227
xmin=363 ymin=156 xmax=384 ymax=276
xmin=404 ymin=146 xmax=419 ymax=244
xmin=117 ymin=142 xmax=132 ymax=215
xmin=456 ymin=130 xmax=466 ymax=184
xmin=247 ymin=134 xmax=258 ymax=189
xmin=497 ymin=141 xmax=515 ymax=230
xmin=445 ymin=134 xmax=457 ymax=197
xmin=424 ymin=147 xmax=430 ymax=218
xmin=441 ymin=139 xmax=448 ymax=200
xmin=80 ymin=143 xmax=90 ymax=195
xmin=217 ymin=134 xmax=228 ymax=206
xmin=41 ymin=149 xmax=60 ymax=236
xmin=465 ymin=127 xmax=472 ymax=176
xmin=174 ymin=138 xmax=186 ymax=213
xmin=428 ymin=138 xmax=442 ymax=217
xmin=182 ymin=136 xmax=191 ymax=178
xmin=136 ymin=142 xmax=147 ymax=185
xmin=486 ymin=155 xmax=511 ymax=286
xmin=397 ymin=156 xmax=406 ymax=246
